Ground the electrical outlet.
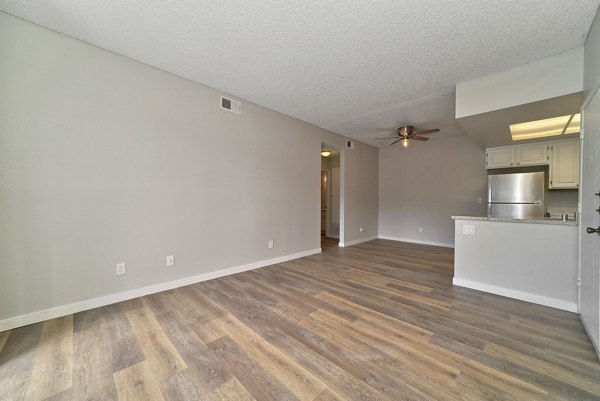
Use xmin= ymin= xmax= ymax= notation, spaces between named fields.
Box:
xmin=116 ymin=262 xmax=126 ymax=275
xmin=166 ymin=255 xmax=175 ymax=267
xmin=477 ymin=197 xmax=483 ymax=204
xmin=359 ymin=227 xmax=364 ymax=232
xmin=462 ymin=224 xmax=475 ymax=235
xmin=418 ymin=227 xmax=423 ymax=233
xmin=268 ymin=240 xmax=274 ymax=249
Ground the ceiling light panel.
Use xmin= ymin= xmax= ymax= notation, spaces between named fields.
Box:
xmin=510 ymin=114 xmax=580 ymax=141
xmin=565 ymin=113 xmax=581 ymax=135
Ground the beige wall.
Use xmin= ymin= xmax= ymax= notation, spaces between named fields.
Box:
xmin=379 ymin=134 xmax=487 ymax=247
xmin=0 ymin=12 xmax=378 ymax=326
xmin=343 ymin=145 xmax=378 ymax=243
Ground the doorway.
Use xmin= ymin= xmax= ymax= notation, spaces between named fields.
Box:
xmin=321 ymin=144 xmax=341 ymax=247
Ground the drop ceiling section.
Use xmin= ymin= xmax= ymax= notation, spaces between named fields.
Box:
xmin=456 ymin=93 xmax=582 ymax=148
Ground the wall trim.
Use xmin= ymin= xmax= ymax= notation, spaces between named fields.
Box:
xmin=378 ymin=235 xmax=454 ymax=249
xmin=0 ymin=248 xmax=322 ymax=332
xmin=453 ymin=277 xmax=577 ymax=313
xmin=339 ymin=235 xmax=378 ymax=247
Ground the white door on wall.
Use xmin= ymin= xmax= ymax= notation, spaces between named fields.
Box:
xmin=580 ymin=86 xmax=600 ymax=358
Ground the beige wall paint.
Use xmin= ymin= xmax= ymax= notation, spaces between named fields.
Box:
xmin=343 ymin=145 xmax=378 ymax=243
xmin=379 ymin=134 xmax=487 ymax=247
xmin=0 ymin=12 xmax=378 ymax=324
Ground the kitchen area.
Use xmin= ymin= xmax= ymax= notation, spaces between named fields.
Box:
xmin=452 ymin=54 xmax=584 ymax=313
xmin=452 ymin=137 xmax=580 ymax=312
xmin=445 ymin=10 xmax=600 ymax=363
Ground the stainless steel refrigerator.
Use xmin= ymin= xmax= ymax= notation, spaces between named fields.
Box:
xmin=487 ymin=172 xmax=545 ymax=218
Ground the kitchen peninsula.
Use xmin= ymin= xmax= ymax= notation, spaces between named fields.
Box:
xmin=452 ymin=216 xmax=578 ymax=312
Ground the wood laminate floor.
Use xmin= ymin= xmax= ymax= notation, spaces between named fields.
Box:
xmin=1 ymin=239 xmax=600 ymax=401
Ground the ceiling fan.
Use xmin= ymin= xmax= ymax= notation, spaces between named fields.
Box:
xmin=375 ymin=125 xmax=440 ymax=148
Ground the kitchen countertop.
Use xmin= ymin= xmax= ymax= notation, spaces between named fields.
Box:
xmin=451 ymin=215 xmax=578 ymax=226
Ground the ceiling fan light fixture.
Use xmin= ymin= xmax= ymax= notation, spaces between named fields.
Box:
xmin=321 ymin=150 xmax=331 ymax=157
xmin=373 ymin=125 xmax=439 ymax=147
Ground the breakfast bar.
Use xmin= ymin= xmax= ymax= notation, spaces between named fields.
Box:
xmin=452 ymin=216 xmax=578 ymax=312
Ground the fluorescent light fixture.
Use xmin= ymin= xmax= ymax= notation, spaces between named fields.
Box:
xmin=510 ymin=113 xmax=580 ymax=141
xmin=321 ymin=150 xmax=331 ymax=157
xmin=564 ymin=113 xmax=580 ymax=135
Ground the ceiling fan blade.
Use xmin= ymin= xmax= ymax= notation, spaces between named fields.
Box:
xmin=389 ymin=139 xmax=401 ymax=145
xmin=411 ymin=136 xmax=429 ymax=141
xmin=413 ymin=128 xmax=440 ymax=136
xmin=374 ymin=136 xmax=400 ymax=140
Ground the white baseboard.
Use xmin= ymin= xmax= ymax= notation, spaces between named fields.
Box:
xmin=453 ymin=277 xmax=577 ymax=313
xmin=0 ymin=248 xmax=322 ymax=332
xmin=378 ymin=235 xmax=454 ymax=249
xmin=339 ymin=235 xmax=378 ymax=247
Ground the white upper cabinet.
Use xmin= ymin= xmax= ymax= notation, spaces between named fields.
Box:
xmin=515 ymin=143 xmax=548 ymax=166
xmin=486 ymin=143 xmax=548 ymax=168
xmin=549 ymin=139 xmax=580 ymax=189
xmin=486 ymin=140 xmax=580 ymax=188
xmin=486 ymin=139 xmax=579 ymax=189
xmin=486 ymin=147 xmax=515 ymax=168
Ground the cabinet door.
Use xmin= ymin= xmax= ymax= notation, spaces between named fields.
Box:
xmin=515 ymin=144 xmax=548 ymax=166
xmin=486 ymin=148 xmax=515 ymax=169
xmin=549 ymin=140 xmax=580 ymax=189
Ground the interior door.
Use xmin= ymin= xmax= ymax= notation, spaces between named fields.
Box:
xmin=580 ymin=87 xmax=600 ymax=358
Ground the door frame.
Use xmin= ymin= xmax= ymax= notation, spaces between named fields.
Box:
xmin=321 ymin=142 xmax=343 ymax=245
xmin=321 ymin=169 xmax=332 ymax=237
xmin=579 ymin=85 xmax=600 ymax=360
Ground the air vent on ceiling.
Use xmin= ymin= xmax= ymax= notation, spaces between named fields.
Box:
xmin=345 ymin=139 xmax=354 ymax=149
xmin=220 ymin=96 xmax=241 ymax=115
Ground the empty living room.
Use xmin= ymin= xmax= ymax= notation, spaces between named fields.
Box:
xmin=2 ymin=1 xmax=600 ymax=400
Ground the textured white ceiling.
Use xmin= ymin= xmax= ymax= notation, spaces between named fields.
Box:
xmin=1 ymin=1 xmax=598 ymax=147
